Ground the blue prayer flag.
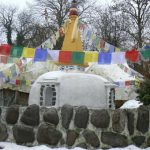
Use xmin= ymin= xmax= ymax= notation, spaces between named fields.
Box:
xmin=34 ymin=48 xmax=47 ymax=62
xmin=109 ymin=44 xmax=115 ymax=53
xmin=98 ymin=52 xmax=112 ymax=64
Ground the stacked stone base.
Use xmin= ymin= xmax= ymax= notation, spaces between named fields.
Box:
xmin=0 ymin=104 xmax=150 ymax=149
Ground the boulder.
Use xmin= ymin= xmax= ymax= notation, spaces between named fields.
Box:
xmin=74 ymin=106 xmax=89 ymax=128
xmin=101 ymin=132 xmax=128 ymax=147
xmin=43 ymin=107 xmax=59 ymax=126
xmin=136 ymin=106 xmax=149 ymax=134
xmin=5 ymin=105 xmax=19 ymax=124
xmin=13 ymin=125 xmax=34 ymax=143
xmin=61 ymin=104 xmax=73 ymax=129
xmin=66 ymin=130 xmax=79 ymax=146
xmin=21 ymin=104 xmax=39 ymax=126
xmin=91 ymin=109 xmax=110 ymax=128
xmin=37 ymin=123 xmax=62 ymax=146
xmin=0 ymin=123 xmax=8 ymax=141
xmin=112 ymin=109 xmax=125 ymax=133
xmin=83 ymin=129 xmax=100 ymax=148
xmin=126 ymin=110 xmax=134 ymax=135
xmin=132 ymin=136 xmax=145 ymax=147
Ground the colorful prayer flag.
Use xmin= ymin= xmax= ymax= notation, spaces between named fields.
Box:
xmin=104 ymin=42 xmax=110 ymax=52
xmin=72 ymin=51 xmax=84 ymax=65
xmin=22 ymin=47 xmax=35 ymax=58
xmin=10 ymin=46 xmax=23 ymax=57
xmin=34 ymin=48 xmax=47 ymax=62
xmin=59 ymin=51 xmax=72 ymax=64
xmin=47 ymin=50 xmax=59 ymax=61
xmin=115 ymin=47 xmax=121 ymax=52
xmin=100 ymin=38 xmax=105 ymax=49
xmin=111 ymin=52 xmax=126 ymax=64
xmin=0 ymin=44 xmax=11 ymax=56
xmin=98 ymin=52 xmax=112 ymax=64
xmin=84 ymin=51 xmax=98 ymax=63
xmin=125 ymin=48 xmax=139 ymax=63
xmin=140 ymin=49 xmax=150 ymax=60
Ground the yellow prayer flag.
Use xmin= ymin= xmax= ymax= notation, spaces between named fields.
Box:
xmin=115 ymin=47 xmax=121 ymax=52
xmin=22 ymin=47 xmax=35 ymax=58
xmin=26 ymin=80 xmax=31 ymax=86
xmin=3 ymin=69 xmax=11 ymax=76
xmin=84 ymin=51 xmax=98 ymax=63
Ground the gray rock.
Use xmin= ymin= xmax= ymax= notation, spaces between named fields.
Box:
xmin=6 ymin=105 xmax=19 ymax=124
xmin=112 ymin=109 xmax=125 ymax=133
xmin=37 ymin=123 xmax=62 ymax=146
xmin=66 ymin=130 xmax=79 ymax=146
xmin=147 ymin=136 xmax=150 ymax=147
xmin=61 ymin=104 xmax=73 ymax=129
xmin=13 ymin=125 xmax=34 ymax=143
xmin=21 ymin=104 xmax=39 ymax=126
xmin=43 ymin=108 xmax=59 ymax=126
xmin=0 ymin=108 xmax=1 ymax=116
xmin=126 ymin=110 xmax=134 ymax=135
xmin=76 ymin=143 xmax=87 ymax=149
xmin=137 ymin=106 xmax=149 ymax=134
xmin=132 ymin=136 xmax=145 ymax=147
xmin=91 ymin=109 xmax=110 ymax=128
xmin=74 ymin=106 xmax=89 ymax=128
xmin=101 ymin=132 xmax=128 ymax=147
xmin=0 ymin=123 xmax=8 ymax=141
xmin=83 ymin=129 xmax=100 ymax=148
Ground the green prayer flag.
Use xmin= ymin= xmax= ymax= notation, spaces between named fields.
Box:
xmin=72 ymin=52 xmax=85 ymax=65
xmin=140 ymin=49 xmax=150 ymax=59
xmin=10 ymin=46 xmax=23 ymax=57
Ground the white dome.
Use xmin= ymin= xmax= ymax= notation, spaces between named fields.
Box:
xmin=29 ymin=71 xmax=116 ymax=109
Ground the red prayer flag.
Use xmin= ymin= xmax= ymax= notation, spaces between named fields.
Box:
xmin=125 ymin=80 xmax=131 ymax=86
xmin=59 ymin=51 xmax=72 ymax=64
xmin=100 ymin=37 xmax=105 ymax=49
xmin=0 ymin=55 xmax=8 ymax=64
xmin=16 ymin=79 xmax=21 ymax=85
xmin=125 ymin=48 xmax=139 ymax=63
xmin=0 ymin=44 xmax=11 ymax=56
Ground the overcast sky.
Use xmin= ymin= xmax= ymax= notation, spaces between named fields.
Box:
xmin=0 ymin=0 xmax=112 ymax=10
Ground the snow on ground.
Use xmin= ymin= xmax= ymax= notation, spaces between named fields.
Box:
xmin=120 ymin=99 xmax=143 ymax=109
xmin=0 ymin=142 xmax=150 ymax=150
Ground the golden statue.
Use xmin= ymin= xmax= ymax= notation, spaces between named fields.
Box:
xmin=61 ymin=0 xmax=83 ymax=51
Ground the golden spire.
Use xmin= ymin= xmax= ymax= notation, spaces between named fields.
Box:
xmin=61 ymin=0 xmax=83 ymax=51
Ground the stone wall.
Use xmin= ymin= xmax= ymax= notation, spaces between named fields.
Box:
xmin=0 ymin=104 xmax=150 ymax=149
xmin=0 ymin=89 xmax=28 ymax=106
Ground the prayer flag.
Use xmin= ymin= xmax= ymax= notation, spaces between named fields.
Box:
xmin=111 ymin=52 xmax=126 ymax=64
xmin=47 ymin=50 xmax=59 ymax=61
xmin=140 ymin=49 xmax=150 ymax=60
xmin=10 ymin=46 xmax=23 ymax=57
xmin=0 ymin=44 xmax=11 ymax=56
xmin=86 ymin=30 xmax=92 ymax=39
xmin=22 ymin=47 xmax=35 ymax=58
xmin=109 ymin=45 xmax=115 ymax=53
xmin=0 ymin=55 xmax=8 ymax=64
xmin=59 ymin=51 xmax=72 ymax=64
xmin=16 ymin=79 xmax=21 ymax=85
xmin=104 ymin=42 xmax=110 ymax=52
xmin=34 ymin=48 xmax=47 ymax=62
xmin=125 ymin=48 xmax=139 ymax=63
xmin=98 ymin=52 xmax=112 ymax=64
xmin=115 ymin=47 xmax=121 ymax=52
xmin=84 ymin=51 xmax=98 ymax=63
xmin=72 ymin=51 xmax=84 ymax=65
xmin=100 ymin=38 xmax=105 ymax=49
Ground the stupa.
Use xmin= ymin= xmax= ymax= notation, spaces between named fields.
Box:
xmin=57 ymin=0 xmax=88 ymax=70
xmin=61 ymin=0 xmax=83 ymax=51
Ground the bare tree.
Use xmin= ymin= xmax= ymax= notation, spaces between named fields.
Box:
xmin=0 ymin=5 xmax=17 ymax=45
xmin=113 ymin=0 xmax=150 ymax=48
xmin=33 ymin=0 xmax=94 ymax=28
